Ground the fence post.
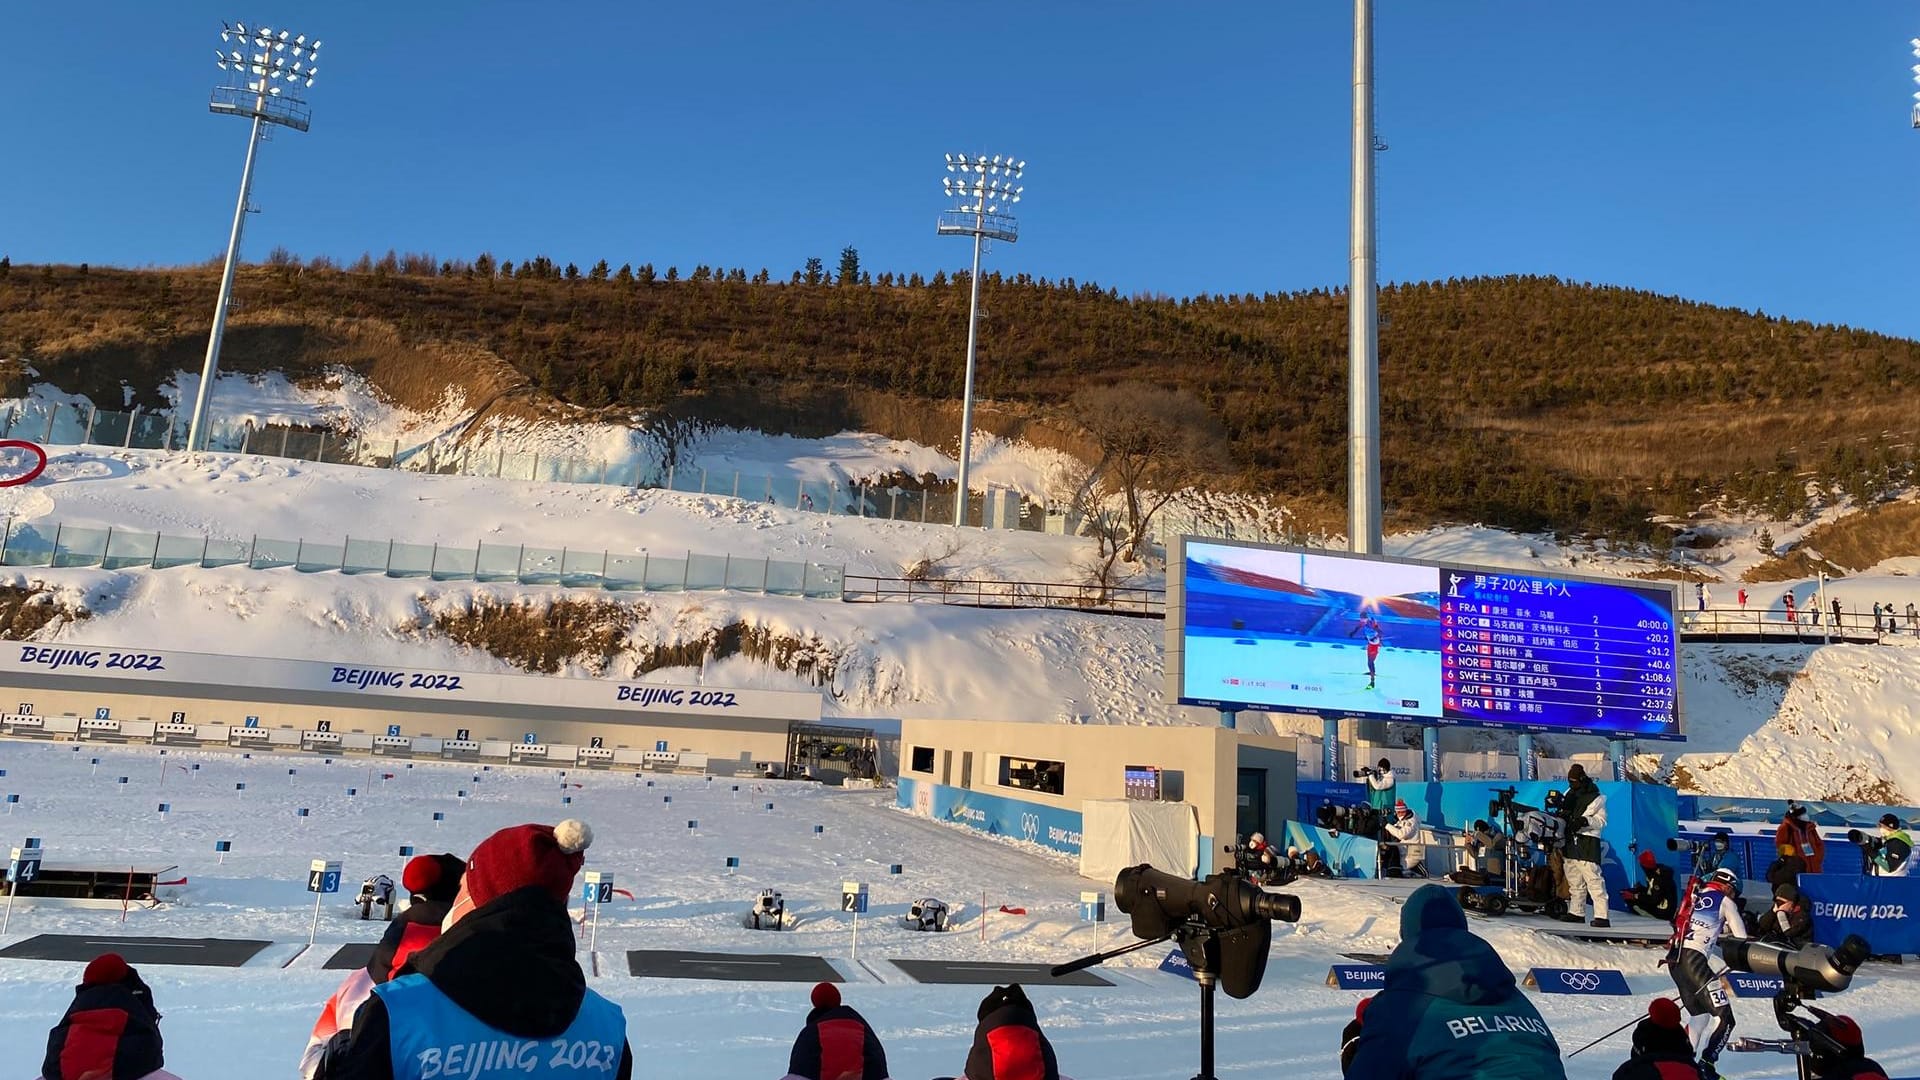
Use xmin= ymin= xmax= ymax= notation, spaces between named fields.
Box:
xmin=666 ymin=465 xmax=674 ymax=491
xmin=1 ymin=513 xmax=15 ymax=565
xmin=496 ymin=445 xmax=506 ymax=477
xmin=200 ymin=535 xmax=210 ymax=568
xmin=101 ymin=527 xmax=113 ymax=568
xmin=428 ymin=543 xmax=440 ymax=578
xmin=600 ymin=549 xmax=609 ymax=585
xmin=531 ymin=453 xmax=540 ymax=481
xmin=760 ymin=558 xmax=769 ymax=594
xmin=0 ymin=405 xmax=13 ymax=438
xmin=472 ymin=540 xmax=483 ymax=581
xmin=384 ymin=539 xmax=395 ymax=575
xmin=721 ymin=554 xmax=730 ymax=590
xmin=295 ymin=538 xmax=306 ymax=568
xmin=392 ymin=439 xmax=400 ymax=468
xmin=44 ymin=403 xmax=58 ymax=443
xmin=340 ymin=537 xmax=350 ymax=572
xmin=681 ymin=552 xmax=690 ymax=590
xmin=279 ymin=428 xmax=291 ymax=457
xmin=51 ymin=523 xmax=64 ymax=567
xmin=516 ymin=545 xmax=526 ymax=580
xmin=247 ymin=535 xmax=258 ymax=567
xmin=460 ymin=446 xmax=471 ymax=476
xmin=560 ymin=548 xmax=570 ymax=582
xmin=239 ymin=424 xmax=250 ymax=454
xmin=732 ymin=472 xmax=740 ymax=499
xmin=315 ymin=431 xmax=327 ymax=462
xmin=125 ymin=407 xmax=140 ymax=449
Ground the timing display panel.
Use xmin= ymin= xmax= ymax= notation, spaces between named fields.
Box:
xmin=1171 ymin=540 xmax=1681 ymax=740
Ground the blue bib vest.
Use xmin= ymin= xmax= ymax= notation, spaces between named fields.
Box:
xmin=373 ymin=973 xmax=626 ymax=1080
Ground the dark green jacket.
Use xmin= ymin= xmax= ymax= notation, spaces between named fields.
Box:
xmin=1345 ymin=885 xmax=1566 ymax=1080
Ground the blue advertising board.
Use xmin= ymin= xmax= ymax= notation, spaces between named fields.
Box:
xmin=1283 ymin=821 xmax=1380 ymax=879
xmin=1724 ymin=972 xmax=1788 ymax=998
xmin=897 ymin=777 xmax=1085 ymax=856
xmin=1327 ymin=963 xmax=1387 ymax=990
xmin=1175 ymin=541 xmax=1680 ymax=740
xmin=1160 ymin=948 xmax=1198 ymax=981
xmin=1527 ymin=968 xmax=1631 ymax=995
xmin=1800 ymin=875 xmax=1920 ymax=955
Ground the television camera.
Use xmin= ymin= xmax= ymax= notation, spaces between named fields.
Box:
xmin=1222 ymin=837 xmax=1294 ymax=887
xmin=357 ymin=874 xmax=395 ymax=921
xmin=1052 ymin=866 xmax=1300 ymax=1080
xmin=1458 ymin=787 xmax=1569 ymax=918
xmin=1722 ymin=934 xmax=1874 ymax=1080
xmin=1845 ymin=828 xmax=1885 ymax=868
xmin=1668 ymin=832 xmax=1733 ymax=874
xmin=743 ymin=888 xmax=790 ymax=931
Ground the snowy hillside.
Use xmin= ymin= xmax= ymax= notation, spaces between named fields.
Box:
xmin=0 ymin=740 xmax=1914 ymax=1080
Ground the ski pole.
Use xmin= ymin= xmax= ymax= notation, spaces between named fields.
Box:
xmin=1565 ymin=964 xmax=1727 ymax=1058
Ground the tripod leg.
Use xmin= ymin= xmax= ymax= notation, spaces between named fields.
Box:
xmin=1195 ymin=974 xmax=1216 ymax=1080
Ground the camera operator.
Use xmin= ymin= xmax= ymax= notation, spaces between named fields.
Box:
xmin=1357 ymin=757 xmax=1397 ymax=812
xmin=1870 ymin=814 xmax=1911 ymax=877
xmin=1620 ymin=850 xmax=1678 ymax=922
xmin=1298 ymin=848 xmax=1334 ymax=878
xmin=1671 ymin=868 xmax=1747 ymax=1076
xmin=1774 ymin=804 xmax=1826 ymax=874
xmin=1806 ymin=1015 xmax=1890 ymax=1080
xmin=1752 ymin=883 xmax=1812 ymax=949
xmin=1450 ymin=819 xmax=1505 ymax=886
xmin=1344 ymin=885 xmax=1566 ymax=1080
xmin=1560 ymin=764 xmax=1611 ymax=928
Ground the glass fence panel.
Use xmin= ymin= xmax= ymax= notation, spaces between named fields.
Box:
xmin=604 ymin=553 xmax=648 ymax=590
xmin=475 ymin=543 xmax=523 ymax=582
xmin=128 ymin=412 xmax=174 ymax=451
xmin=668 ymin=467 xmax=704 ymax=494
xmin=604 ymin=460 xmax=643 ymax=488
xmin=385 ymin=542 xmax=435 ymax=577
xmin=644 ymin=555 xmax=687 ymax=591
xmin=561 ymin=548 xmax=606 ymax=584
xmin=518 ymin=546 xmax=564 ymax=584
xmin=154 ymin=534 xmax=205 ymax=569
xmin=343 ymin=538 xmax=392 ymax=574
xmin=53 ymin=526 xmax=109 ymax=568
xmin=430 ymin=544 xmax=478 ymax=580
xmin=87 ymin=409 xmax=132 ymax=448
xmin=802 ymin=563 xmax=845 ymax=599
xmin=724 ymin=556 xmax=768 ymax=591
xmin=250 ymin=537 xmax=301 ymax=570
xmin=102 ymin=529 xmax=159 ymax=570
xmin=2 ymin=522 xmax=55 ymax=567
xmin=202 ymin=538 xmax=250 ymax=568
xmin=296 ymin=542 xmax=346 ymax=572
xmin=488 ymin=452 xmax=527 ymax=482
xmin=764 ymin=559 xmax=806 ymax=596
xmin=768 ymin=476 xmax=801 ymax=509
xmin=685 ymin=552 xmax=728 ymax=590
xmin=530 ymin=456 xmax=565 ymax=483
xmin=318 ymin=434 xmax=360 ymax=466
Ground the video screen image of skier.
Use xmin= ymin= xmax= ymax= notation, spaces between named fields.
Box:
xmin=1181 ymin=542 xmax=1443 ymax=719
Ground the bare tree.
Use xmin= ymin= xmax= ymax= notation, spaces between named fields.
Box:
xmin=1071 ymin=381 xmax=1228 ymax=561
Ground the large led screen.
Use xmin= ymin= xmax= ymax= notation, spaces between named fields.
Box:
xmin=1172 ymin=540 xmax=1681 ymax=740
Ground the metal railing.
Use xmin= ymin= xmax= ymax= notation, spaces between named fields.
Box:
xmin=1678 ymin=605 xmax=1914 ymax=644
xmin=841 ymin=575 xmax=1166 ymax=617
xmin=0 ymin=516 xmax=845 ymax=598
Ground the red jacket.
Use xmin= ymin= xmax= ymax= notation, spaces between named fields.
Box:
xmin=1776 ymin=818 xmax=1825 ymax=874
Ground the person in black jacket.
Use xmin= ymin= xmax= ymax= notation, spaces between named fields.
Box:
xmin=1809 ymin=1015 xmax=1890 ymax=1080
xmin=315 ymin=820 xmax=631 ymax=1080
xmin=41 ymin=952 xmax=171 ymax=1080
xmin=1339 ymin=997 xmax=1371 ymax=1076
xmin=960 ymin=984 xmax=1059 ymax=1080
xmin=1620 ymin=851 xmax=1678 ymax=922
xmin=1765 ymin=842 xmax=1807 ymax=892
xmin=1611 ymin=997 xmax=1703 ymax=1080
xmin=1753 ymin=883 xmax=1814 ymax=949
xmin=780 ymin=982 xmax=889 ymax=1080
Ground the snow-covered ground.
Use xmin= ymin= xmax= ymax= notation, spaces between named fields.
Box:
xmin=0 ymin=740 xmax=1913 ymax=1080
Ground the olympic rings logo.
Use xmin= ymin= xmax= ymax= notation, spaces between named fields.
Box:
xmin=1559 ymin=971 xmax=1602 ymax=991
xmin=0 ymin=441 xmax=47 ymax=488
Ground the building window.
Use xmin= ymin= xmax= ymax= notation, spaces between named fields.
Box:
xmin=910 ymin=746 xmax=935 ymax=773
xmin=1000 ymin=756 xmax=1065 ymax=795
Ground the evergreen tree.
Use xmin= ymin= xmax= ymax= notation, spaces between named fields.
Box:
xmin=499 ymin=259 xmax=515 ymax=278
xmin=589 ymin=259 xmax=610 ymax=282
xmin=803 ymin=257 xmax=824 ymax=286
xmin=636 ymin=263 xmax=656 ymax=285
xmin=565 ymin=262 xmax=581 ymax=281
xmin=753 ymin=268 xmax=770 ymax=285
xmin=615 ymin=263 xmax=634 ymax=284
xmin=837 ymin=246 xmax=860 ymax=286
xmin=664 ymin=266 xmax=679 ymax=283
xmin=474 ymin=252 xmax=496 ymax=278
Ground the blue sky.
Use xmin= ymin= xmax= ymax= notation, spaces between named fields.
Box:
xmin=3 ymin=2 xmax=1918 ymax=338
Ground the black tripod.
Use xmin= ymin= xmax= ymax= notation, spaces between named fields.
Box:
xmin=1053 ymin=918 xmax=1251 ymax=1080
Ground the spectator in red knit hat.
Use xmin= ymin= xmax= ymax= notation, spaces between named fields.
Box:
xmin=958 ymin=984 xmax=1067 ymax=1080
xmin=299 ymin=853 xmax=468 ymax=1079
xmin=1809 ymin=1014 xmax=1889 ymax=1080
xmin=1611 ymin=997 xmax=1703 ymax=1080
xmin=39 ymin=952 xmax=182 ymax=1080
xmin=316 ymin=821 xmax=630 ymax=1080
xmin=780 ymin=982 xmax=890 ymax=1080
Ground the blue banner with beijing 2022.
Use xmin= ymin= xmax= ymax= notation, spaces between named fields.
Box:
xmin=1799 ymin=875 xmax=1920 ymax=955
xmin=895 ymin=777 xmax=1085 ymax=857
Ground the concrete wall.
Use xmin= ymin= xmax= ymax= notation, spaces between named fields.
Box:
xmin=898 ymin=719 xmax=1296 ymax=863
xmin=0 ymin=682 xmax=791 ymax=767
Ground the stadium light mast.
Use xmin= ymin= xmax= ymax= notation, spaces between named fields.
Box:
xmin=187 ymin=22 xmax=322 ymax=453
xmin=1348 ymin=0 xmax=1382 ymax=557
xmin=1910 ymin=37 xmax=1919 ymax=129
xmin=937 ymin=153 xmax=1025 ymax=527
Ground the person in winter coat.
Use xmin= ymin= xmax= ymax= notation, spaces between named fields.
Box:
xmin=1871 ymin=814 xmax=1912 ymax=877
xmin=1365 ymin=758 xmax=1398 ymax=812
xmin=40 ymin=952 xmax=181 ymax=1080
xmin=1559 ymin=764 xmax=1611 ymax=927
xmin=953 ymin=984 xmax=1063 ymax=1080
xmin=780 ymin=982 xmax=888 ymax=1080
xmin=1380 ymin=801 xmax=1424 ymax=877
xmin=1619 ymin=850 xmax=1678 ymax=922
xmin=1339 ymin=997 xmax=1371 ymax=1076
xmin=1301 ymin=850 xmax=1335 ymax=878
xmin=1774 ymin=804 xmax=1825 ymax=874
xmin=314 ymin=820 xmax=631 ymax=1080
xmin=1765 ymin=842 xmax=1808 ymax=892
xmin=300 ymin=853 xmax=467 ymax=1079
xmin=1754 ymin=883 xmax=1813 ymax=948
xmin=1809 ymin=1015 xmax=1889 ymax=1080
xmin=1611 ymin=997 xmax=1704 ymax=1080
xmin=1345 ymin=885 xmax=1566 ymax=1080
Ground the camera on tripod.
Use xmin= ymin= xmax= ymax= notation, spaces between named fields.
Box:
xmin=1845 ymin=828 xmax=1886 ymax=860
xmin=1721 ymin=934 xmax=1874 ymax=1078
xmin=1114 ymin=864 xmax=1299 ymax=999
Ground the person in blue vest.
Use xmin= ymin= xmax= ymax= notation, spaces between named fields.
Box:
xmin=316 ymin=819 xmax=630 ymax=1080
xmin=1343 ymin=884 xmax=1565 ymax=1080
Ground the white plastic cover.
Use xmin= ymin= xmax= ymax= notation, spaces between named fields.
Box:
xmin=1078 ymin=799 xmax=1199 ymax=883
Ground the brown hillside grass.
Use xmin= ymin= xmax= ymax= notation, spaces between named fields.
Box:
xmin=0 ymin=583 xmax=91 ymax=638
xmin=1746 ymin=501 xmax=1920 ymax=581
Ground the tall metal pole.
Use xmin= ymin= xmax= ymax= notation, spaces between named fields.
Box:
xmin=1348 ymin=0 xmax=1381 ymax=556
xmin=188 ymin=109 xmax=265 ymax=453
xmin=955 ymin=225 xmax=986 ymax=527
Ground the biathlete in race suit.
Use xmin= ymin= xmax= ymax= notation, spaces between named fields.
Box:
xmin=1360 ymin=614 xmax=1384 ymax=690
xmin=1670 ymin=868 xmax=1747 ymax=1077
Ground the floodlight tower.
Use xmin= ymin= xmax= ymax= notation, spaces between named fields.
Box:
xmin=186 ymin=22 xmax=322 ymax=453
xmin=1910 ymin=37 xmax=1919 ymax=129
xmin=1349 ymin=0 xmax=1381 ymax=557
xmin=937 ymin=153 xmax=1025 ymax=527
